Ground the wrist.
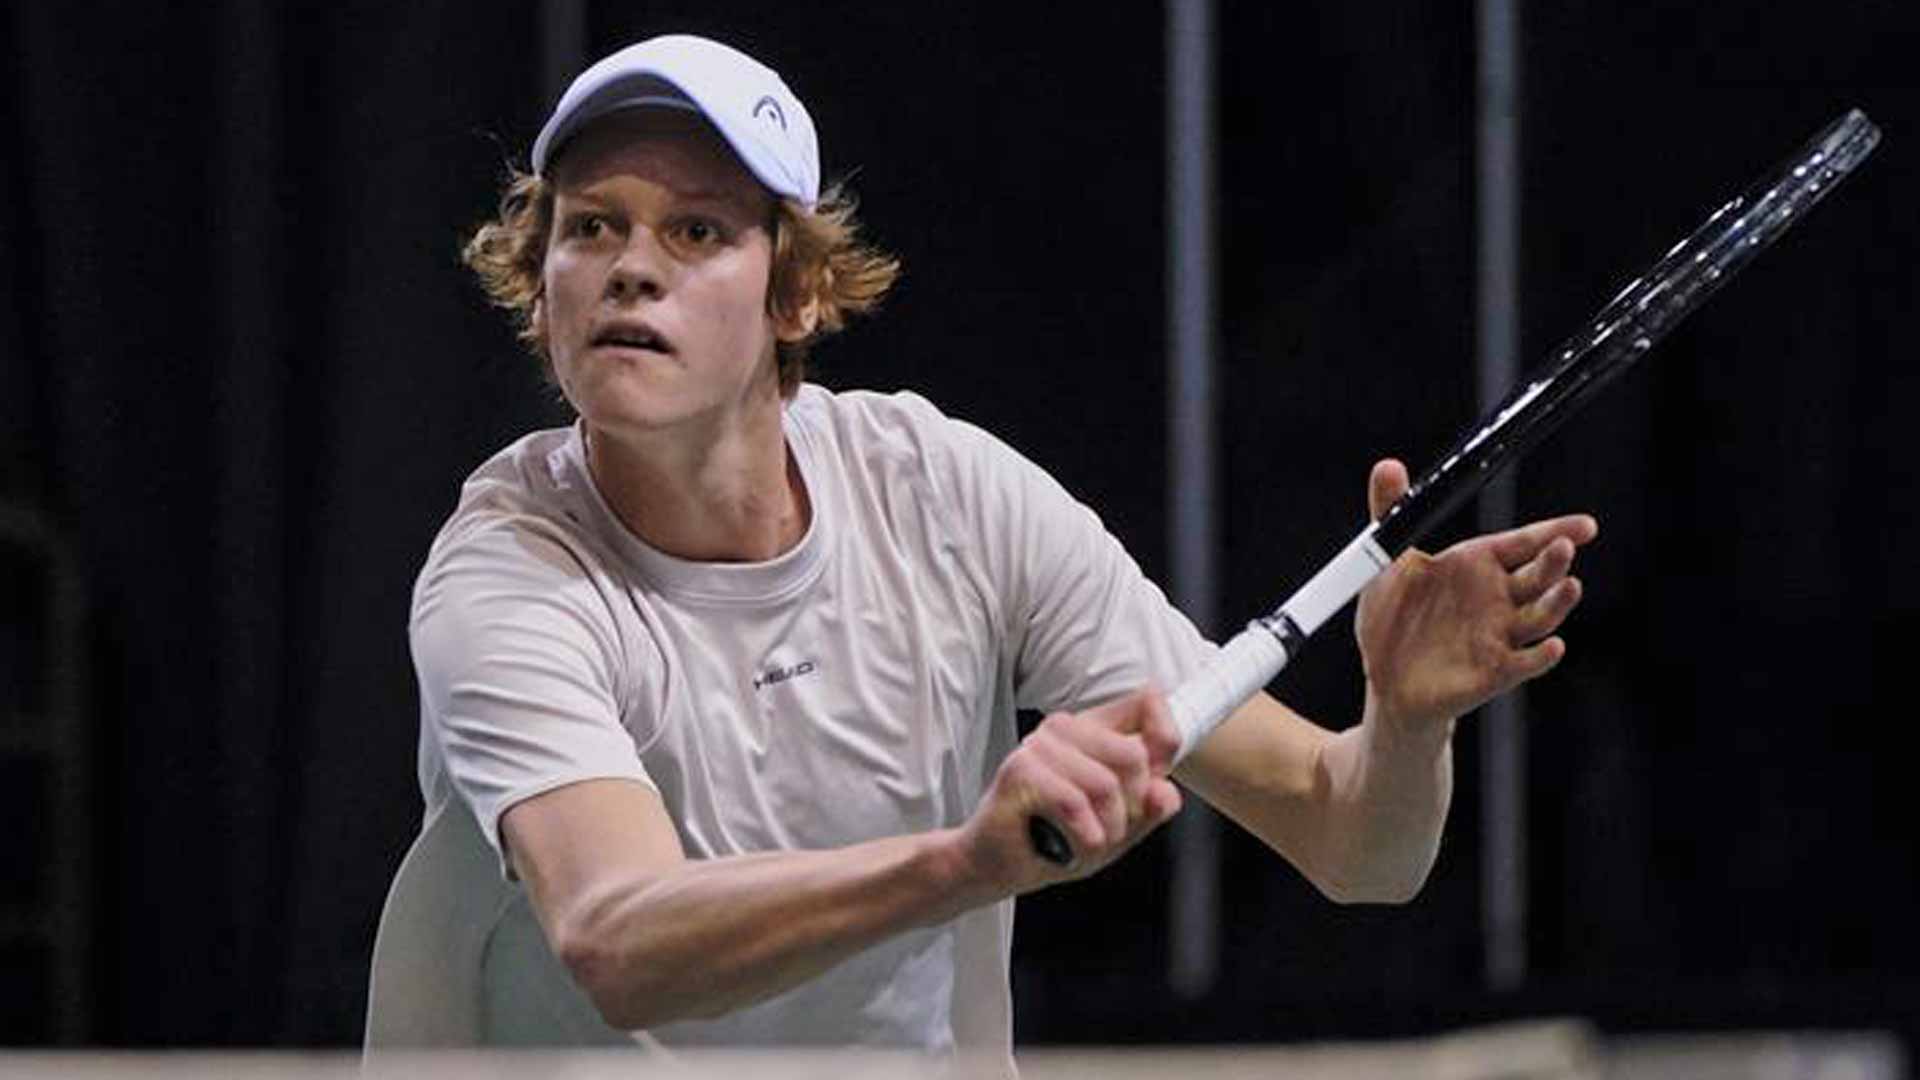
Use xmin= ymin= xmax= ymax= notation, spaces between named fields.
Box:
xmin=918 ymin=826 xmax=1004 ymax=922
xmin=1361 ymin=690 xmax=1456 ymax=760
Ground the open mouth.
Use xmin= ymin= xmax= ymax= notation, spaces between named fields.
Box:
xmin=592 ymin=323 xmax=673 ymax=354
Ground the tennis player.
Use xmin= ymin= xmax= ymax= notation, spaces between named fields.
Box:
xmin=396 ymin=32 xmax=1596 ymax=1063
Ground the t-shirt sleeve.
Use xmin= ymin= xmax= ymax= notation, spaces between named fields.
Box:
xmin=923 ymin=405 xmax=1217 ymax=714
xmin=409 ymin=515 xmax=654 ymax=870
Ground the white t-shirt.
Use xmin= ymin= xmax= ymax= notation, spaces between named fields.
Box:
xmin=408 ymin=384 xmax=1216 ymax=1056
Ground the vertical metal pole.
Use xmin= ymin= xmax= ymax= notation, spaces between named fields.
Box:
xmin=216 ymin=0 xmax=287 ymax=1038
xmin=1167 ymin=0 xmax=1221 ymax=999
xmin=541 ymin=0 xmax=589 ymax=115
xmin=1476 ymin=0 xmax=1527 ymax=992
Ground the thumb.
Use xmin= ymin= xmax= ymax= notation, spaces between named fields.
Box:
xmin=1368 ymin=459 xmax=1409 ymax=523
xmin=1088 ymin=687 xmax=1180 ymax=771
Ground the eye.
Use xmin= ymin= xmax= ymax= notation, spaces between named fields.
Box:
xmin=564 ymin=212 xmax=609 ymax=240
xmin=678 ymin=218 xmax=725 ymax=246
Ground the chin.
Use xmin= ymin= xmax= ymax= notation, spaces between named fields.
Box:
xmin=578 ymin=398 xmax=688 ymax=437
xmin=564 ymin=366 xmax=677 ymax=423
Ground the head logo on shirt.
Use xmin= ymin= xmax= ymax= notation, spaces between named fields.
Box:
xmin=753 ymin=659 xmax=817 ymax=691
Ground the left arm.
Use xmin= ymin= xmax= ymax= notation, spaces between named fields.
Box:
xmin=1175 ymin=690 xmax=1451 ymax=904
xmin=1176 ymin=459 xmax=1597 ymax=903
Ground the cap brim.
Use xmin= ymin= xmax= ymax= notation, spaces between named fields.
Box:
xmin=533 ymin=75 xmax=698 ymax=174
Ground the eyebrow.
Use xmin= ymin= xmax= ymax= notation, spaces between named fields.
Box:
xmin=556 ymin=182 xmax=761 ymax=214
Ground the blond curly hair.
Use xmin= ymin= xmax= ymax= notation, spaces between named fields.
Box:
xmin=463 ymin=168 xmax=900 ymax=396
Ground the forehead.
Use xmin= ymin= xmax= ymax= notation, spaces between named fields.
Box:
xmin=549 ymin=108 xmax=766 ymax=206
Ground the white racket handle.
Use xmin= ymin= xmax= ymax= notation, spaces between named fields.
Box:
xmin=1167 ymin=626 xmax=1289 ymax=762
xmin=1029 ymin=524 xmax=1391 ymax=864
xmin=1169 ymin=525 xmax=1392 ymax=763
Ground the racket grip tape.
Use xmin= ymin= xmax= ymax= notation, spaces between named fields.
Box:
xmin=1167 ymin=625 xmax=1292 ymax=764
xmin=1026 ymin=625 xmax=1293 ymax=866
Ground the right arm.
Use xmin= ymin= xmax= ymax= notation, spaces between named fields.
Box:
xmin=503 ymin=689 xmax=1182 ymax=1031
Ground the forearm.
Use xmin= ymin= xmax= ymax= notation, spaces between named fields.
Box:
xmin=1308 ymin=706 xmax=1454 ymax=903
xmin=556 ymin=828 xmax=990 ymax=1029
xmin=1175 ymin=691 xmax=1451 ymax=905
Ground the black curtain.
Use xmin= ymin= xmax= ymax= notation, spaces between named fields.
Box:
xmin=5 ymin=0 xmax=555 ymax=1042
xmin=4 ymin=0 xmax=1918 ymax=1049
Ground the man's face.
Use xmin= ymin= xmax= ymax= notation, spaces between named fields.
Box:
xmin=536 ymin=109 xmax=785 ymax=437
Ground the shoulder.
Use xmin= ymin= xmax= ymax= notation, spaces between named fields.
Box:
xmin=412 ymin=425 xmax=629 ymax=650
xmin=418 ymin=425 xmax=612 ymax=578
xmin=426 ymin=426 xmax=586 ymax=550
xmin=409 ymin=502 xmax=643 ymax=731
xmin=788 ymin=382 xmax=955 ymax=449
xmin=786 ymin=383 xmax=1033 ymax=498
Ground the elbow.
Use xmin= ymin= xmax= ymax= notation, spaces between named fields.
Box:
xmin=554 ymin=915 xmax=729 ymax=1030
xmin=1312 ymin=867 xmax=1429 ymax=906
xmin=553 ymin=918 xmax=645 ymax=1029
xmin=1301 ymin=830 xmax=1439 ymax=906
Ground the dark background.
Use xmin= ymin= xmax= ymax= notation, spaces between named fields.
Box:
xmin=3 ymin=0 xmax=1917 ymax=1050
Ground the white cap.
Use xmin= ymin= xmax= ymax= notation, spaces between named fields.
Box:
xmin=532 ymin=34 xmax=821 ymax=208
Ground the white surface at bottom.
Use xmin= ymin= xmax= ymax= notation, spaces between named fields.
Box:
xmin=0 ymin=1024 xmax=1905 ymax=1079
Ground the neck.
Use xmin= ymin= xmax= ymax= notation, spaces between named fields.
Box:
xmin=585 ymin=396 xmax=809 ymax=563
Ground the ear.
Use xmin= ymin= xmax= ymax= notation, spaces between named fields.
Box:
xmin=530 ymin=293 xmax=548 ymax=342
xmin=774 ymin=295 xmax=820 ymax=343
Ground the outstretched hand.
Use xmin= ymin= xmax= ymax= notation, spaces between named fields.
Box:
xmin=1355 ymin=459 xmax=1599 ymax=738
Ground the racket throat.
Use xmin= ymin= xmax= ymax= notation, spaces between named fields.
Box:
xmin=1274 ymin=525 xmax=1393 ymax=638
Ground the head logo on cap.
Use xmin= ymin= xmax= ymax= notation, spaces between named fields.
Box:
xmin=752 ymin=95 xmax=788 ymax=132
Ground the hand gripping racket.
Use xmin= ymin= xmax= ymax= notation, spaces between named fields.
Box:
xmin=1029 ymin=108 xmax=1881 ymax=866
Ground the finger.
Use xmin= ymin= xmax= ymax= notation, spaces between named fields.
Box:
xmin=1030 ymin=728 xmax=1130 ymax=843
xmin=1029 ymin=769 xmax=1106 ymax=858
xmin=1138 ymin=694 xmax=1182 ymax=772
xmin=1488 ymin=513 xmax=1599 ymax=570
xmin=1368 ymin=459 xmax=1411 ymax=523
xmin=1509 ymin=535 xmax=1576 ymax=605
xmin=1081 ymin=687 xmax=1181 ymax=774
xmin=1120 ymin=687 xmax=1181 ymax=770
xmin=1114 ymin=779 xmax=1183 ymax=853
xmin=1140 ymin=778 xmax=1184 ymax=829
xmin=1003 ymin=746 xmax=1107 ymax=858
xmin=1502 ymin=634 xmax=1568 ymax=687
xmin=1044 ymin=712 xmax=1151 ymax=814
xmin=1509 ymin=576 xmax=1582 ymax=647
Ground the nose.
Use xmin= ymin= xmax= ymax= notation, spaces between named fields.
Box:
xmin=606 ymin=230 xmax=666 ymax=303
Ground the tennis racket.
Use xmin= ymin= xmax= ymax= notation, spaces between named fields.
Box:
xmin=1030 ymin=108 xmax=1881 ymax=866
